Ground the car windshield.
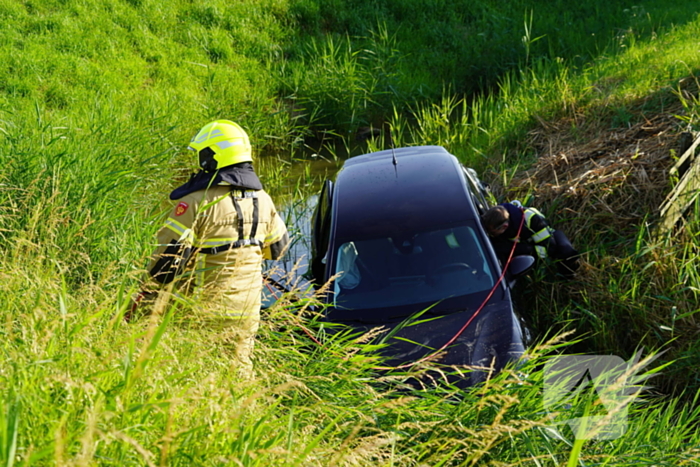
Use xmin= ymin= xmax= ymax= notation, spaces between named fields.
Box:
xmin=332 ymin=223 xmax=495 ymax=311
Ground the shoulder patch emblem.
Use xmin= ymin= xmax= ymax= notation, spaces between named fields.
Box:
xmin=175 ymin=202 xmax=189 ymax=216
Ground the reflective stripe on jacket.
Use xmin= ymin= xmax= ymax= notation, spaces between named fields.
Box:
xmin=523 ymin=207 xmax=553 ymax=244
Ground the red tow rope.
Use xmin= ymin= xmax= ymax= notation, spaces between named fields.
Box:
xmin=374 ymin=207 xmax=526 ymax=370
xmin=268 ymin=206 xmax=526 ymax=371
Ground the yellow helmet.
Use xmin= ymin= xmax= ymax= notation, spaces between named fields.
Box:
xmin=188 ymin=120 xmax=252 ymax=171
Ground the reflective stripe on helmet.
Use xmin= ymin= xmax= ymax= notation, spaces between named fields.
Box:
xmin=215 ymin=140 xmax=243 ymax=150
xmin=189 ymin=120 xmax=252 ymax=170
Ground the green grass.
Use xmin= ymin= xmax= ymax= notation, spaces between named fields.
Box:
xmin=279 ymin=0 xmax=700 ymax=135
xmin=2 ymin=273 xmax=698 ymax=465
xmin=2 ymin=0 xmax=700 ymax=464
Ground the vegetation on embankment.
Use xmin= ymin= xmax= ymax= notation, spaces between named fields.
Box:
xmin=277 ymin=0 xmax=697 ymax=133
xmin=2 ymin=0 xmax=700 ymax=464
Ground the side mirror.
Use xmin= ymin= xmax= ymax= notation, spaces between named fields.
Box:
xmin=508 ymin=255 xmax=535 ymax=278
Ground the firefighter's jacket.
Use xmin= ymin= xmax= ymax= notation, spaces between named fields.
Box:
xmin=494 ymin=201 xmax=579 ymax=276
xmin=500 ymin=202 xmax=553 ymax=246
xmin=146 ymin=184 xmax=289 ymax=319
xmin=492 ymin=202 xmax=554 ymax=260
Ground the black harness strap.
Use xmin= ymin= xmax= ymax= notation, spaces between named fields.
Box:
xmin=250 ymin=196 xmax=259 ymax=240
xmin=231 ymin=192 xmax=246 ymax=243
xmin=198 ymin=190 xmax=262 ymax=255
xmin=199 ymin=238 xmax=262 ymax=255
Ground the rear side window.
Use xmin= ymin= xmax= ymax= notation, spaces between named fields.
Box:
xmin=462 ymin=167 xmax=491 ymax=215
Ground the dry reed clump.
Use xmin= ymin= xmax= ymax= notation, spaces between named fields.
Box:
xmin=504 ymin=108 xmax=687 ymax=242
xmin=496 ymin=102 xmax=700 ymax=376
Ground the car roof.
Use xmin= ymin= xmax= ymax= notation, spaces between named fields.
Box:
xmin=333 ymin=146 xmax=480 ymax=241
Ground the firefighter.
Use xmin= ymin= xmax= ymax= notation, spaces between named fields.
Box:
xmin=133 ymin=120 xmax=290 ymax=375
xmin=481 ymin=201 xmax=579 ymax=278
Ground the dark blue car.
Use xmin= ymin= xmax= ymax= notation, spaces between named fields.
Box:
xmin=307 ymin=146 xmax=533 ymax=386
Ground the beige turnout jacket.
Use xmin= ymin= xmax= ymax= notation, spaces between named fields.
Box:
xmin=146 ymin=184 xmax=289 ymax=319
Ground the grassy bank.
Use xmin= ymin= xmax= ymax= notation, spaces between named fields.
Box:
xmin=2 ymin=0 xmax=700 ymax=464
xmin=280 ymin=0 xmax=699 ymax=134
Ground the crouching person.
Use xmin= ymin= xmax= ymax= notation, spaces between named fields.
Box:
xmin=481 ymin=201 xmax=579 ymax=279
xmin=131 ymin=120 xmax=289 ymax=376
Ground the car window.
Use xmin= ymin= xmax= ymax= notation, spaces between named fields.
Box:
xmin=309 ymin=180 xmax=333 ymax=284
xmin=332 ymin=223 xmax=495 ymax=311
xmin=462 ymin=167 xmax=490 ymax=215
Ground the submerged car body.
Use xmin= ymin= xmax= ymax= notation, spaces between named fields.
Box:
xmin=308 ymin=146 xmax=531 ymax=386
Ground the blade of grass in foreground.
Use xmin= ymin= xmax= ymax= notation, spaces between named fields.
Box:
xmin=0 ymin=394 xmax=20 ymax=467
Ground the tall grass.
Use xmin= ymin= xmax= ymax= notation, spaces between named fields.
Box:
xmin=2 ymin=0 xmax=700 ymax=464
xmin=2 ymin=246 xmax=699 ymax=465
xmin=280 ymin=0 xmax=699 ymax=135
